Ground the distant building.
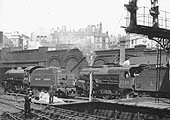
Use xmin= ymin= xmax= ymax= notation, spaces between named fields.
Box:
xmin=110 ymin=35 xmax=130 ymax=50
xmin=52 ymin=22 xmax=110 ymax=52
xmin=109 ymin=35 xmax=119 ymax=49
xmin=127 ymin=34 xmax=158 ymax=48
xmin=31 ymin=23 xmax=110 ymax=53
xmin=22 ymin=34 xmax=31 ymax=50
xmin=31 ymin=28 xmax=54 ymax=49
xmin=108 ymin=33 xmax=158 ymax=50
xmin=2 ymin=35 xmax=12 ymax=48
xmin=3 ymin=31 xmax=30 ymax=50
xmin=110 ymin=33 xmax=158 ymax=50
xmin=4 ymin=31 xmax=23 ymax=48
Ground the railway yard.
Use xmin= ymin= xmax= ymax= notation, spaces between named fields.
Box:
xmin=0 ymin=0 xmax=170 ymax=119
xmin=1 ymin=57 xmax=169 ymax=120
xmin=0 ymin=88 xmax=170 ymax=120
xmin=0 ymin=92 xmax=110 ymax=120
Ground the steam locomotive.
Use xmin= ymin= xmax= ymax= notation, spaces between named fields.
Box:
xmin=3 ymin=66 xmax=76 ymax=97
xmin=76 ymin=64 xmax=143 ymax=99
xmin=77 ymin=64 xmax=170 ymax=99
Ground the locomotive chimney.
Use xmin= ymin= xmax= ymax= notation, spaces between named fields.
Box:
xmin=119 ymin=36 xmax=126 ymax=65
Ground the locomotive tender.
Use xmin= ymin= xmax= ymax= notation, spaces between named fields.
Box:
xmin=26 ymin=67 xmax=76 ymax=97
xmin=134 ymin=66 xmax=170 ymax=97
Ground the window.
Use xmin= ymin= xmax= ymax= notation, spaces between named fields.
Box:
xmin=131 ymin=40 xmax=134 ymax=44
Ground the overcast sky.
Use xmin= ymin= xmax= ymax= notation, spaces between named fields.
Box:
xmin=0 ymin=0 xmax=170 ymax=36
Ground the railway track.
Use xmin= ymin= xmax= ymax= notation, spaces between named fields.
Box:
xmin=0 ymin=96 xmax=24 ymax=120
xmin=33 ymin=106 xmax=114 ymax=120
xmin=2 ymin=93 xmax=170 ymax=120
xmin=0 ymin=95 xmax=52 ymax=120
xmin=0 ymin=94 xmax=112 ymax=120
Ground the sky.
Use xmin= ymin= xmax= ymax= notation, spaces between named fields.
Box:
xmin=0 ymin=0 xmax=170 ymax=36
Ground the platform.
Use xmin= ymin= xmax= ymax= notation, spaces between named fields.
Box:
xmin=99 ymin=97 xmax=170 ymax=111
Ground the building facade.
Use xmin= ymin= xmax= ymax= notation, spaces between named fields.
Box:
xmin=31 ymin=23 xmax=110 ymax=52
xmin=3 ymin=31 xmax=30 ymax=50
xmin=53 ymin=23 xmax=110 ymax=52
xmin=127 ymin=34 xmax=158 ymax=48
xmin=4 ymin=31 xmax=23 ymax=48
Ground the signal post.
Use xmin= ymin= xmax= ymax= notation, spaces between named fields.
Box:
xmin=85 ymin=51 xmax=96 ymax=102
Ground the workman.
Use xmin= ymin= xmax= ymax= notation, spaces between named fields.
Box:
xmin=49 ymin=84 xmax=54 ymax=104
xmin=24 ymin=90 xmax=32 ymax=117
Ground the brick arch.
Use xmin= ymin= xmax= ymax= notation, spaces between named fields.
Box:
xmin=47 ymin=56 xmax=61 ymax=67
xmin=64 ymin=55 xmax=79 ymax=72
xmin=93 ymin=57 xmax=109 ymax=66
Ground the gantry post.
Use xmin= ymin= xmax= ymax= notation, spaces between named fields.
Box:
xmin=150 ymin=0 xmax=159 ymax=28
xmin=124 ymin=0 xmax=138 ymax=28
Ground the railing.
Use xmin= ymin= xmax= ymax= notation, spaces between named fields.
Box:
xmin=125 ymin=6 xmax=170 ymax=29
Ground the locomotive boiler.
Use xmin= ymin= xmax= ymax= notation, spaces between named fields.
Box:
xmin=76 ymin=65 xmax=139 ymax=99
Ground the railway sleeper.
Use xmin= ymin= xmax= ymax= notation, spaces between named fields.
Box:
xmin=2 ymin=112 xmax=23 ymax=120
xmin=33 ymin=106 xmax=111 ymax=120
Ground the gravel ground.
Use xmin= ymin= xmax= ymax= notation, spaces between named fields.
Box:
xmin=0 ymin=87 xmax=4 ymax=95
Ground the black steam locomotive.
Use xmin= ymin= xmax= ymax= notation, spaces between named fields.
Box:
xmin=76 ymin=64 xmax=143 ymax=99
xmin=3 ymin=66 xmax=76 ymax=97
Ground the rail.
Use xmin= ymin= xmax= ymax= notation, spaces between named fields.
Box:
xmin=0 ymin=95 xmax=52 ymax=120
xmin=0 ymin=94 xmax=110 ymax=120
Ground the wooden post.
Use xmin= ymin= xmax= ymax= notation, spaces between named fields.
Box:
xmin=89 ymin=71 xmax=93 ymax=102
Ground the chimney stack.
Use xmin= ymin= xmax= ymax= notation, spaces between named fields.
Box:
xmin=119 ymin=37 xmax=126 ymax=65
